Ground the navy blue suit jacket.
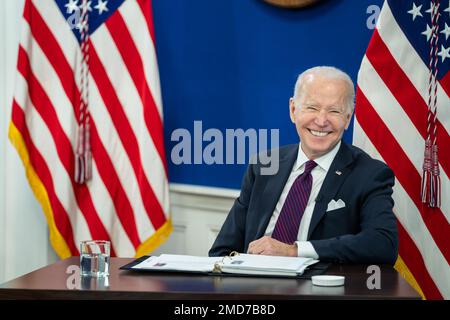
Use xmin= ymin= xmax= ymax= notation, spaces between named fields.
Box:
xmin=209 ymin=142 xmax=398 ymax=265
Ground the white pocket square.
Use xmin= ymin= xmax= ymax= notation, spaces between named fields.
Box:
xmin=326 ymin=199 xmax=346 ymax=212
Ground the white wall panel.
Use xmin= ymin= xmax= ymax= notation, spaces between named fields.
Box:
xmin=0 ymin=0 xmax=58 ymax=284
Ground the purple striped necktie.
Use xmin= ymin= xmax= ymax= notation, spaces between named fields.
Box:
xmin=272 ymin=160 xmax=317 ymax=244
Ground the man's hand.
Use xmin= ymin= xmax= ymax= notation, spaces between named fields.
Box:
xmin=247 ymin=236 xmax=297 ymax=257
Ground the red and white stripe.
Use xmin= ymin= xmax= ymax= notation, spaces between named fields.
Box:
xmin=354 ymin=2 xmax=450 ymax=299
xmin=10 ymin=0 xmax=170 ymax=258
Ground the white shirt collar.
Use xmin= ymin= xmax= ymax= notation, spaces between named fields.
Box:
xmin=294 ymin=140 xmax=341 ymax=172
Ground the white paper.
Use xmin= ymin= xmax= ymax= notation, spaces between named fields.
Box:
xmin=133 ymin=254 xmax=220 ymax=272
xmin=131 ymin=253 xmax=318 ymax=277
xmin=219 ymin=254 xmax=318 ymax=275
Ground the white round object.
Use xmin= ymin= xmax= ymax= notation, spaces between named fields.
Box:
xmin=311 ymin=275 xmax=345 ymax=287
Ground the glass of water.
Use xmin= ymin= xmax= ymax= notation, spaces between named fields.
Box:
xmin=80 ymin=240 xmax=110 ymax=277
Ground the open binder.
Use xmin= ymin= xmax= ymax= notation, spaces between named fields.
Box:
xmin=120 ymin=252 xmax=329 ymax=279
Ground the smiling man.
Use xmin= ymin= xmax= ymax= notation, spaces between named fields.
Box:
xmin=209 ymin=66 xmax=399 ymax=265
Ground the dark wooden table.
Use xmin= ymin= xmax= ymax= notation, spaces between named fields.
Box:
xmin=0 ymin=257 xmax=421 ymax=300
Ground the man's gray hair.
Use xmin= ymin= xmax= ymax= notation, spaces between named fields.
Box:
xmin=293 ymin=66 xmax=355 ymax=113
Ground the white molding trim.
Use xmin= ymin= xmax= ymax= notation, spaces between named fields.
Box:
xmin=169 ymin=183 xmax=239 ymax=213
xmin=170 ymin=183 xmax=239 ymax=199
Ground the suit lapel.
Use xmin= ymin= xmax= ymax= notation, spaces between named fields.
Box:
xmin=254 ymin=144 xmax=299 ymax=239
xmin=307 ymin=142 xmax=355 ymax=239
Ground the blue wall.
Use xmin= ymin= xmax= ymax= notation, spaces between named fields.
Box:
xmin=152 ymin=0 xmax=384 ymax=189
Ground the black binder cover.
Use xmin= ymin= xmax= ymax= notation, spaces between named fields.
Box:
xmin=119 ymin=256 xmax=330 ymax=280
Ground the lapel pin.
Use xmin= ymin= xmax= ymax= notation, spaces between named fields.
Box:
xmin=335 ymin=170 xmax=342 ymax=176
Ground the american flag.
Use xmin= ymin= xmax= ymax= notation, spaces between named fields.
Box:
xmin=9 ymin=0 xmax=172 ymax=258
xmin=354 ymin=0 xmax=449 ymax=299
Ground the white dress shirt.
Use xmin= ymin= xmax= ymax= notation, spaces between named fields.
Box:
xmin=264 ymin=141 xmax=341 ymax=259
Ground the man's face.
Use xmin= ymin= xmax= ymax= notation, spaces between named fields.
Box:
xmin=289 ymin=75 xmax=353 ymax=159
